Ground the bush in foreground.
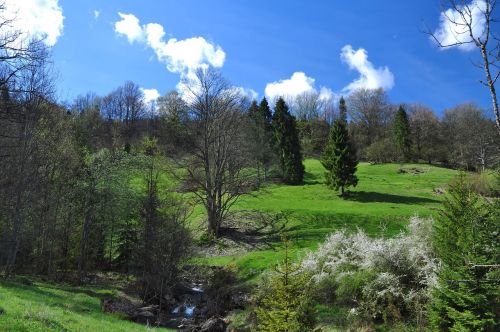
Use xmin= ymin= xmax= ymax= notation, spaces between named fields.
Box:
xmin=301 ymin=217 xmax=438 ymax=328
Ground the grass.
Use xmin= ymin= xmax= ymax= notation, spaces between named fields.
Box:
xmin=196 ymin=159 xmax=457 ymax=280
xmin=0 ymin=277 xmax=173 ymax=332
xmin=1 ymin=159 xmax=459 ymax=331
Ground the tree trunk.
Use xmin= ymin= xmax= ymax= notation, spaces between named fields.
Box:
xmin=479 ymin=45 xmax=500 ymax=135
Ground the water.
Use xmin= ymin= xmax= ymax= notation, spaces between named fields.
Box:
xmin=184 ymin=305 xmax=196 ymax=317
xmin=171 ymin=306 xmax=180 ymax=315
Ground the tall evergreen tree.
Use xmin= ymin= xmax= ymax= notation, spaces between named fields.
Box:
xmin=321 ymin=119 xmax=358 ymax=196
xmin=258 ymin=97 xmax=273 ymax=130
xmin=429 ymin=174 xmax=499 ymax=331
xmin=248 ymin=98 xmax=275 ymax=185
xmin=394 ymin=105 xmax=411 ymax=162
xmin=272 ymin=97 xmax=304 ymax=184
xmin=339 ymin=96 xmax=347 ymax=124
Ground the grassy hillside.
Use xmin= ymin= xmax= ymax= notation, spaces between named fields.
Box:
xmin=1 ymin=160 xmax=458 ymax=331
xmin=0 ymin=277 xmax=173 ymax=332
xmin=199 ymin=159 xmax=457 ymax=279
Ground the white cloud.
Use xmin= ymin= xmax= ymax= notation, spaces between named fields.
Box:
xmin=144 ymin=23 xmax=225 ymax=74
xmin=265 ymin=72 xmax=316 ymax=100
xmin=232 ymin=86 xmax=258 ymax=101
xmin=432 ymin=0 xmax=486 ymax=51
xmin=93 ymin=10 xmax=100 ymax=20
xmin=3 ymin=0 xmax=64 ymax=46
xmin=140 ymin=87 xmax=160 ymax=105
xmin=265 ymin=72 xmax=338 ymax=103
xmin=114 ymin=12 xmax=144 ymax=43
xmin=318 ymin=87 xmax=335 ymax=101
xmin=114 ymin=13 xmax=225 ymax=76
xmin=340 ymin=45 xmax=394 ymax=93
xmin=115 ymin=13 xmax=234 ymax=101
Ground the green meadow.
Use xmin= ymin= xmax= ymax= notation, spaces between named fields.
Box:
xmin=0 ymin=159 xmax=459 ymax=331
xmin=0 ymin=277 xmax=173 ymax=332
xmin=195 ymin=159 xmax=457 ymax=280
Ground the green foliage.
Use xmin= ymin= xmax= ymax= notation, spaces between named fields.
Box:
xmin=365 ymin=138 xmax=398 ymax=163
xmin=394 ymin=105 xmax=411 ymax=162
xmin=339 ymin=96 xmax=347 ymax=124
xmin=255 ymin=238 xmax=316 ymax=331
xmin=321 ymin=119 xmax=358 ymax=195
xmin=248 ymin=98 xmax=276 ymax=184
xmin=272 ymin=97 xmax=305 ymax=184
xmin=429 ymin=174 xmax=500 ymax=331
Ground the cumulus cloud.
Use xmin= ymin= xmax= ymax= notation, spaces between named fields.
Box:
xmin=232 ymin=86 xmax=258 ymax=101
xmin=114 ymin=12 xmax=144 ymax=43
xmin=144 ymin=23 xmax=225 ymax=74
xmin=114 ymin=13 xmax=225 ymax=77
xmin=93 ymin=10 xmax=100 ymax=20
xmin=340 ymin=45 xmax=394 ymax=93
xmin=115 ymin=13 xmax=236 ymax=101
xmin=432 ymin=0 xmax=486 ymax=51
xmin=318 ymin=87 xmax=335 ymax=101
xmin=3 ymin=0 xmax=64 ymax=46
xmin=265 ymin=72 xmax=317 ymax=100
xmin=140 ymin=87 xmax=160 ymax=105
xmin=265 ymin=72 xmax=338 ymax=102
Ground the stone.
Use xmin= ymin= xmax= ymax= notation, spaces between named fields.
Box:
xmin=199 ymin=317 xmax=227 ymax=332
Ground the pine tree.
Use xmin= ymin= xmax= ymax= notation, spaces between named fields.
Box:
xmin=321 ymin=119 xmax=358 ymax=196
xmin=429 ymin=174 xmax=499 ymax=331
xmin=272 ymin=97 xmax=304 ymax=184
xmin=394 ymin=105 xmax=411 ymax=162
xmin=339 ymin=96 xmax=347 ymax=124
xmin=248 ymin=98 xmax=275 ymax=185
xmin=258 ymin=97 xmax=273 ymax=131
xmin=255 ymin=237 xmax=316 ymax=331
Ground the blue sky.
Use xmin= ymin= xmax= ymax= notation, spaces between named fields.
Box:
xmin=6 ymin=0 xmax=495 ymax=115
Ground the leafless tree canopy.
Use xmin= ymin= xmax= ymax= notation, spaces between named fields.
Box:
xmin=181 ymin=68 xmax=252 ymax=236
xmin=428 ymin=0 xmax=500 ymax=134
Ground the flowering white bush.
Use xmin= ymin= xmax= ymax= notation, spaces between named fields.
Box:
xmin=301 ymin=216 xmax=439 ymax=324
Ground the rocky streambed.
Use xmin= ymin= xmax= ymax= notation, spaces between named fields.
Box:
xmin=101 ymin=267 xmax=249 ymax=331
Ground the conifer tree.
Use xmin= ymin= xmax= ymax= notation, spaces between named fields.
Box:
xmin=248 ymin=98 xmax=275 ymax=185
xmin=321 ymin=119 xmax=358 ymax=196
xmin=394 ymin=105 xmax=411 ymax=162
xmin=339 ymin=96 xmax=347 ymax=124
xmin=429 ymin=174 xmax=499 ymax=331
xmin=272 ymin=97 xmax=304 ymax=184
xmin=256 ymin=237 xmax=316 ymax=331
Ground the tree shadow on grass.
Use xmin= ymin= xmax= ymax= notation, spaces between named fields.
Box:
xmin=345 ymin=191 xmax=440 ymax=204
xmin=303 ymin=171 xmax=322 ymax=185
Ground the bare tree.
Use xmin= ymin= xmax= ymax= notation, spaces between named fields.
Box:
xmin=347 ymin=88 xmax=393 ymax=154
xmin=408 ymin=104 xmax=447 ymax=163
xmin=180 ymin=68 xmax=250 ymax=237
xmin=442 ymin=103 xmax=499 ymax=170
xmin=428 ymin=0 xmax=500 ymax=134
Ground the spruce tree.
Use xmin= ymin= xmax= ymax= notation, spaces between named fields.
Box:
xmin=429 ymin=174 xmax=499 ymax=331
xmin=272 ymin=97 xmax=304 ymax=184
xmin=339 ymin=96 xmax=347 ymax=124
xmin=258 ymin=97 xmax=273 ymax=131
xmin=321 ymin=119 xmax=358 ymax=196
xmin=394 ymin=105 xmax=411 ymax=162
xmin=248 ymin=98 xmax=275 ymax=185
xmin=255 ymin=237 xmax=316 ymax=331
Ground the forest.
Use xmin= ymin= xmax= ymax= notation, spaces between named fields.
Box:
xmin=0 ymin=1 xmax=499 ymax=331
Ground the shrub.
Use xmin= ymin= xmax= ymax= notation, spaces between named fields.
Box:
xmin=365 ymin=138 xmax=398 ymax=164
xmin=301 ymin=217 xmax=437 ymax=326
